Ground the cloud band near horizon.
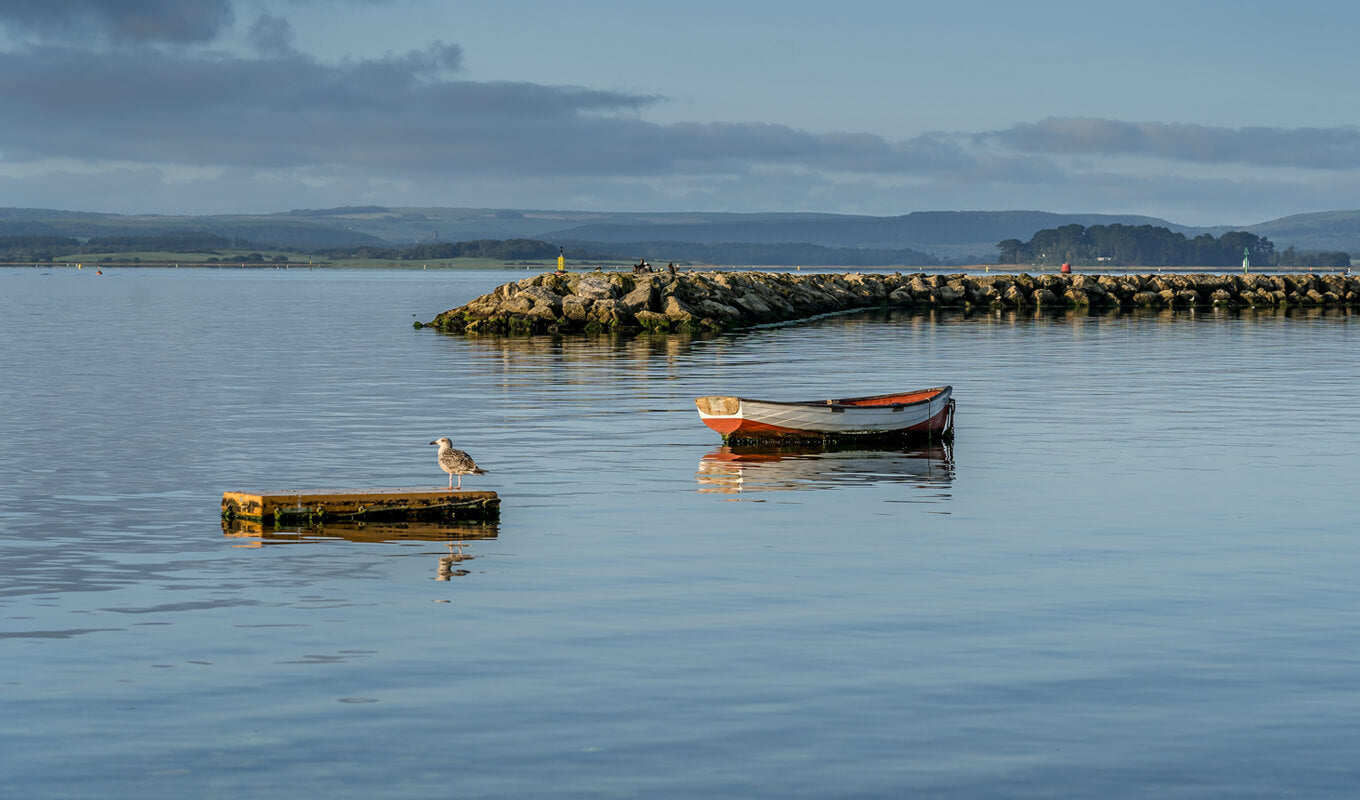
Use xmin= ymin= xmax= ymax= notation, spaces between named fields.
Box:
xmin=3 ymin=46 xmax=1355 ymax=177
xmin=2 ymin=3 xmax=1358 ymax=223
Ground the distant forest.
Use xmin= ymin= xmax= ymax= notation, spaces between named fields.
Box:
xmin=312 ymin=238 xmax=562 ymax=260
xmin=0 ymin=232 xmax=936 ymax=266
xmin=558 ymin=240 xmax=937 ymax=267
xmin=0 ymin=232 xmax=249 ymax=260
xmin=0 ymin=236 xmax=79 ymax=260
xmin=0 ymin=233 xmax=563 ymax=262
xmin=997 ymin=224 xmax=1351 ymax=268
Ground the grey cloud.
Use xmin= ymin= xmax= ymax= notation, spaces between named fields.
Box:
xmin=0 ymin=44 xmax=1048 ymax=183
xmin=0 ymin=0 xmax=235 ymax=44
xmin=986 ymin=117 xmax=1360 ymax=169
xmin=248 ymin=13 xmax=296 ymax=56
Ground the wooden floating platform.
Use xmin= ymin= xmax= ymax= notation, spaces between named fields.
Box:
xmin=221 ymin=487 xmax=500 ymax=525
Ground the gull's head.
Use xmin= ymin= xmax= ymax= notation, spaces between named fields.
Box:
xmin=430 ymin=437 xmax=452 ymax=447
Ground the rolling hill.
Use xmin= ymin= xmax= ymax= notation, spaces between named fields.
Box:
xmin=4 ymin=206 xmax=1359 ymax=263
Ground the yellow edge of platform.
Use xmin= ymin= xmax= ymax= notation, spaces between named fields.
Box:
xmin=222 ymin=487 xmax=500 ymax=521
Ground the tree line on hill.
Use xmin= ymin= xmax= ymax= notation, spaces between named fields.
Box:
xmin=0 ymin=232 xmax=249 ymax=260
xmin=311 ymin=239 xmax=562 ymax=260
xmin=1 ymin=232 xmax=937 ymax=266
xmin=0 ymin=233 xmax=568 ymax=262
xmin=557 ymin=240 xmax=937 ymax=267
xmin=997 ymin=224 xmax=1350 ymax=268
xmin=1274 ymin=246 xmax=1353 ymax=268
xmin=0 ymin=236 xmax=79 ymax=260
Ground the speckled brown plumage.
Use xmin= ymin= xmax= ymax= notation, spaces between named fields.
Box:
xmin=430 ymin=437 xmax=486 ymax=489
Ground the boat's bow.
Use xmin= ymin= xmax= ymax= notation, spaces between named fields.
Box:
xmin=695 ymin=395 xmax=744 ymax=435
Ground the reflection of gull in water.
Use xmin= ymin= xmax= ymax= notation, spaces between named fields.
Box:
xmin=430 ymin=437 xmax=486 ymax=490
xmin=221 ymin=519 xmax=497 ymax=580
xmin=696 ymin=441 xmax=954 ymax=495
xmin=437 ymin=542 xmax=474 ymax=580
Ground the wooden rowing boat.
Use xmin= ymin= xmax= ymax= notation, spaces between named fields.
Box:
xmin=695 ymin=386 xmax=954 ymax=444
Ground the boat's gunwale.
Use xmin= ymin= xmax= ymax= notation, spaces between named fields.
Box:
xmin=697 ymin=385 xmax=951 ymax=413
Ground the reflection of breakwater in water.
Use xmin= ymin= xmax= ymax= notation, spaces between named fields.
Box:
xmin=439 ymin=305 xmax=1358 ymax=400
xmin=441 ymin=305 xmax=1358 ymax=365
xmin=696 ymin=442 xmax=955 ymax=497
xmin=222 ymin=520 xmax=500 ymax=580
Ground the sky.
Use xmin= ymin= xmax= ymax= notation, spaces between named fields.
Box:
xmin=1 ymin=0 xmax=1358 ymax=225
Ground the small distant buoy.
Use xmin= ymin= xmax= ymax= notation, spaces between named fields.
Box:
xmin=96 ymin=270 xmax=103 ymax=275
xmin=1060 ymin=262 xmax=1071 ymax=274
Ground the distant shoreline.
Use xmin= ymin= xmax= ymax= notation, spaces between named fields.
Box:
xmin=2 ymin=261 xmax=1354 ymax=275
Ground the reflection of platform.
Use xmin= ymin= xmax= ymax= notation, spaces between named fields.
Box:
xmin=222 ymin=518 xmax=500 ymax=545
xmin=696 ymin=442 xmax=954 ymax=494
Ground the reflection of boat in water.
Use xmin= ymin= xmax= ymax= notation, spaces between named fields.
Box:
xmin=695 ymin=386 xmax=954 ymax=445
xmin=222 ymin=519 xmax=499 ymax=545
xmin=696 ymin=441 xmax=955 ymax=494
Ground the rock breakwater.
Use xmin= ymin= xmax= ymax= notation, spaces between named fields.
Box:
xmin=424 ymin=270 xmax=1360 ymax=335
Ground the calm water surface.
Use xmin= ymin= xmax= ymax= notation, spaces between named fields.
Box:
xmin=2 ymin=267 xmax=1359 ymax=798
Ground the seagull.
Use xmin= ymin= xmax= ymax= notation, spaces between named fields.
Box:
xmin=430 ymin=437 xmax=486 ymax=490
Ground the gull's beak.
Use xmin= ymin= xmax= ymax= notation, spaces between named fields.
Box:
xmin=429 ymin=440 xmax=437 ymax=445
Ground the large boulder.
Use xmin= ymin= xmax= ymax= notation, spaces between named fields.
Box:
xmin=663 ymin=295 xmax=697 ymax=322
xmin=499 ymin=294 xmax=536 ymax=314
xmin=731 ymin=292 xmax=775 ymax=319
xmin=935 ymin=284 xmax=964 ymax=305
xmin=562 ymin=296 xmax=591 ymax=322
xmin=573 ymin=277 xmax=618 ymax=300
xmin=1063 ymin=288 xmax=1091 ymax=307
xmin=517 ymin=285 xmax=564 ymax=316
xmin=888 ymin=287 xmax=917 ymax=307
xmin=1002 ymin=284 xmax=1032 ymax=307
xmin=586 ymin=298 xmax=627 ymax=325
xmin=692 ymin=298 xmax=743 ymax=321
xmin=622 ymin=282 xmax=658 ymax=313
xmin=634 ymin=310 xmax=672 ymax=331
